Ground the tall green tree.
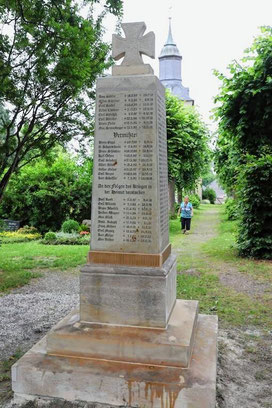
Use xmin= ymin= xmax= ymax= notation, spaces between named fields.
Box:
xmin=214 ymin=27 xmax=272 ymax=258
xmin=0 ymin=0 xmax=122 ymax=201
xmin=166 ymin=91 xmax=210 ymax=214
xmin=0 ymin=149 xmax=93 ymax=233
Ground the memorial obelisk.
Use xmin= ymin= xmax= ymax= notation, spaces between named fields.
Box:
xmin=12 ymin=22 xmax=218 ymax=408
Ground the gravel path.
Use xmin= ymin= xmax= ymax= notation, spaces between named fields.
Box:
xmin=0 ymin=270 xmax=79 ymax=360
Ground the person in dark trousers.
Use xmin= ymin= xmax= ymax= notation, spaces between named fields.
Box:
xmin=178 ymin=196 xmax=193 ymax=234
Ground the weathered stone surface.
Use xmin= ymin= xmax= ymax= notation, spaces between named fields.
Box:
xmin=80 ymin=254 xmax=177 ymax=327
xmin=91 ymin=74 xmax=169 ymax=255
xmin=12 ymin=314 xmax=218 ymax=408
xmin=112 ymin=22 xmax=155 ymax=66
xmin=112 ymin=64 xmax=154 ymax=75
xmin=47 ymin=300 xmax=198 ymax=368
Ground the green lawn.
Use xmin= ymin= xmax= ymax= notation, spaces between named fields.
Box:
xmin=0 ymin=242 xmax=88 ymax=292
xmin=171 ymin=205 xmax=272 ymax=328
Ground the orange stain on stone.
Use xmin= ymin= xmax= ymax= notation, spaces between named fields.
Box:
xmin=127 ymin=379 xmax=182 ymax=408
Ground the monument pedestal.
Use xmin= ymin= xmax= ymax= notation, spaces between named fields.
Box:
xmin=12 ymin=312 xmax=217 ymax=408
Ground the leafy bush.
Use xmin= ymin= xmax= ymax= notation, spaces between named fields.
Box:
xmin=17 ymin=225 xmax=38 ymax=234
xmin=79 ymin=224 xmax=90 ymax=232
xmin=0 ymin=220 xmax=7 ymax=232
xmin=225 ymin=198 xmax=239 ymax=220
xmin=0 ymin=152 xmax=93 ymax=234
xmin=237 ymin=155 xmax=272 ymax=259
xmin=202 ymin=187 xmax=216 ymax=204
xmin=41 ymin=235 xmax=90 ymax=245
xmin=62 ymin=219 xmax=80 ymax=233
xmin=201 ymin=199 xmax=210 ymax=205
xmin=189 ymin=194 xmax=200 ymax=209
xmin=44 ymin=231 xmax=57 ymax=241
xmin=0 ymin=231 xmax=41 ymax=243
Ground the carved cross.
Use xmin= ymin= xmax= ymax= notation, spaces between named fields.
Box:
xmin=112 ymin=22 xmax=155 ymax=66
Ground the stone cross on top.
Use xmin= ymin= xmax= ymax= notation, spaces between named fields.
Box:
xmin=112 ymin=22 xmax=155 ymax=76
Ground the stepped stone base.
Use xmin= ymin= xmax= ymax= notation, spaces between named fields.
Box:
xmin=47 ymin=300 xmax=198 ymax=368
xmin=12 ymin=312 xmax=218 ymax=408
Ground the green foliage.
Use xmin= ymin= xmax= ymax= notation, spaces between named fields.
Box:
xmin=237 ymin=155 xmax=272 ymax=259
xmin=42 ymin=235 xmax=89 ymax=245
xmin=189 ymin=193 xmax=200 ymax=209
xmin=0 ymin=0 xmax=123 ymax=199
xmin=225 ymin=198 xmax=239 ymax=220
xmin=17 ymin=226 xmax=38 ymax=235
xmin=202 ymin=187 xmax=216 ymax=204
xmin=61 ymin=219 xmax=80 ymax=233
xmin=202 ymin=167 xmax=216 ymax=187
xmin=44 ymin=232 xmax=57 ymax=241
xmin=0 ymin=150 xmax=92 ymax=233
xmin=0 ymin=230 xmax=41 ymax=243
xmin=214 ymin=27 xmax=272 ymax=258
xmin=166 ymin=91 xmax=211 ymax=191
xmin=0 ymin=219 xmax=6 ymax=232
xmin=79 ymin=224 xmax=90 ymax=233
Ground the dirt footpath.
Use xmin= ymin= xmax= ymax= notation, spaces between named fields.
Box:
xmin=174 ymin=205 xmax=272 ymax=408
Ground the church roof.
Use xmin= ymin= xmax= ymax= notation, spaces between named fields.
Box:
xmin=159 ymin=18 xmax=181 ymax=58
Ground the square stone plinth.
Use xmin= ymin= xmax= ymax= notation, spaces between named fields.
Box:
xmin=47 ymin=299 xmax=198 ymax=368
xmin=80 ymin=254 xmax=176 ymax=328
xmin=12 ymin=314 xmax=218 ymax=408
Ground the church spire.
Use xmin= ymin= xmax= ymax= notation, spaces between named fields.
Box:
xmin=159 ymin=18 xmax=194 ymax=105
xmin=166 ymin=18 xmax=175 ymax=46
xmin=159 ymin=18 xmax=181 ymax=58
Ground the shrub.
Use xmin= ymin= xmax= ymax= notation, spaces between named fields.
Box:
xmin=189 ymin=194 xmax=200 ymax=209
xmin=79 ymin=224 xmax=90 ymax=233
xmin=41 ymin=235 xmax=90 ymax=245
xmin=237 ymin=155 xmax=272 ymax=259
xmin=61 ymin=219 xmax=80 ymax=233
xmin=17 ymin=225 xmax=38 ymax=234
xmin=0 ymin=231 xmax=41 ymax=243
xmin=0 ymin=220 xmax=7 ymax=232
xmin=201 ymin=199 xmax=210 ymax=204
xmin=202 ymin=187 xmax=216 ymax=204
xmin=44 ymin=231 xmax=57 ymax=241
xmin=225 ymin=198 xmax=239 ymax=220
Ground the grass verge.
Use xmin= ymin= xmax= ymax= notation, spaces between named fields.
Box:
xmin=0 ymin=242 xmax=88 ymax=292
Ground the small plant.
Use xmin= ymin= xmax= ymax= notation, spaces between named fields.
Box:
xmin=44 ymin=231 xmax=57 ymax=241
xmin=79 ymin=223 xmax=90 ymax=233
xmin=61 ymin=219 xmax=80 ymax=233
xmin=202 ymin=187 xmax=216 ymax=204
xmin=17 ymin=225 xmax=38 ymax=234
xmin=79 ymin=230 xmax=90 ymax=235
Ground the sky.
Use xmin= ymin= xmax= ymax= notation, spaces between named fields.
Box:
xmin=104 ymin=0 xmax=272 ymax=130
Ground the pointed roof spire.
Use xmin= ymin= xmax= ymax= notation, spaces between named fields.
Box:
xmin=166 ymin=18 xmax=175 ymax=46
xmin=159 ymin=18 xmax=181 ymax=58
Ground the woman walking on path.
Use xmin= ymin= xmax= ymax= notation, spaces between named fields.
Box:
xmin=178 ymin=196 xmax=193 ymax=234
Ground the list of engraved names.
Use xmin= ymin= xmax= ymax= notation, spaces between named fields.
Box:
xmin=95 ymin=91 xmax=155 ymax=246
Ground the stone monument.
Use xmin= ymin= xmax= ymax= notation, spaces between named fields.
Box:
xmin=12 ymin=22 xmax=217 ymax=408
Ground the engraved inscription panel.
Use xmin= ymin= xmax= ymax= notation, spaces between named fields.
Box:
xmin=91 ymin=77 xmax=169 ymax=254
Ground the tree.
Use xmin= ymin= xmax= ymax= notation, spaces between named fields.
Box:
xmin=214 ymin=27 xmax=272 ymax=258
xmin=166 ymin=91 xmax=210 ymax=215
xmin=0 ymin=0 xmax=123 ymax=201
xmin=0 ymin=149 xmax=93 ymax=233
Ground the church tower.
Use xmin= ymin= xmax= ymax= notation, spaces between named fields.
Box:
xmin=159 ymin=18 xmax=194 ymax=105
